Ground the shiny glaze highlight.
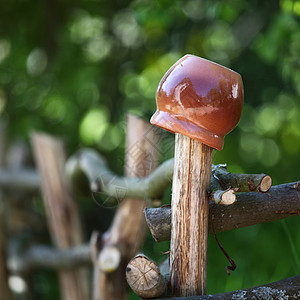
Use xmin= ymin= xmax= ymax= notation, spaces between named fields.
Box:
xmin=150 ymin=54 xmax=244 ymax=150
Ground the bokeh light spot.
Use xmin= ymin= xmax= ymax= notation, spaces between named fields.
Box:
xmin=203 ymin=22 xmax=240 ymax=63
xmin=138 ymin=52 xmax=181 ymax=100
xmin=0 ymin=89 xmax=7 ymax=114
xmin=26 ymin=48 xmax=48 ymax=76
xmin=240 ymin=133 xmax=263 ymax=154
xmin=0 ymin=39 xmax=11 ymax=63
xmin=180 ymin=0 xmax=207 ymax=21
xmin=42 ymin=95 xmax=68 ymax=123
xmin=281 ymin=128 xmax=300 ymax=155
xmin=76 ymin=83 xmax=99 ymax=106
xmin=83 ymin=36 xmax=112 ymax=62
xmin=281 ymin=0 xmax=300 ymax=15
xmin=9 ymin=276 xmax=27 ymax=294
xmin=120 ymin=73 xmax=140 ymax=99
xmin=294 ymin=1 xmax=300 ymax=15
xmin=112 ymin=9 xmax=142 ymax=48
xmin=258 ymin=139 xmax=281 ymax=167
xmin=239 ymin=133 xmax=264 ymax=165
xmin=70 ymin=11 xmax=105 ymax=43
xmin=98 ymin=124 xmax=122 ymax=151
xmin=238 ymin=104 xmax=256 ymax=133
xmin=255 ymin=105 xmax=283 ymax=136
xmin=80 ymin=108 xmax=109 ymax=145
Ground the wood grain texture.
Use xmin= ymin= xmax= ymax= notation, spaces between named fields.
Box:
xmin=170 ymin=134 xmax=213 ymax=296
xmin=31 ymin=133 xmax=89 ymax=300
xmin=126 ymin=254 xmax=166 ymax=298
xmin=94 ymin=114 xmax=159 ymax=300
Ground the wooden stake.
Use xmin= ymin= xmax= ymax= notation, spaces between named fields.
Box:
xmin=170 ymin=134 xmax=213 ymax=296
xmin=31 ymin=133 xmax=89 ymax=300
xmin=93 ymin=114 xmax=159 ymax=300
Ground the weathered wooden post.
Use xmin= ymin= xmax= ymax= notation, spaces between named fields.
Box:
xmin=90 ymin=114 xmax=158 ymax=300
xmin=31 ymin=133 xmax=89 ymax=300
xmin=150 ymin=54 xmax=244 ymax=296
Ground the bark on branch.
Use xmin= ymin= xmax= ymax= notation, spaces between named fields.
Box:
xmin=211 ymin=164 xmax=272 ymax=193
xmin=145 ymin=182 xmax=300 ymax=242
xmin=0 ymin=150 xmax=271 ymax=200
xmin=66 ymin=151 xmax=271 ymax=201
xmin=66 ymin=150 xmax=173 ymax=200
xmin=156 ymin=275 xmax=300 ymax=299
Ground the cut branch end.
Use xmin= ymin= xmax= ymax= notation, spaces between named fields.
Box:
xmin=211 ymin=189 xmax=236 ymax=205
xmin=98 ymin=245 xmax=121 ymax=273
xmin=126 ymin=254 xmax=167 ymax=298
xmin=259 ymin=175 xmax=272 ymax=192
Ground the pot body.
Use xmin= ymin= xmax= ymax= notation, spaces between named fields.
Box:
xmin=151 ymin=54 xmax=244 ymax=150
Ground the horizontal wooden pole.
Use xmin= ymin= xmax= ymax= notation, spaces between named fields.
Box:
xmin=127 ymin=255 xmax=300 ymax=299
xmin=156 ymin=275 xmax=300 ymax=299
xmin=0 ymin=168 xmax=40 ymax=191
xmin=67 ymin=149 xmax=271 ymax=200
xmin=0 ymin=150 xmax=272 ymax=199
xmin=8 ymin=244 xmax=91 ymax=273
xmin=145 ymin=182 xmax=300 ymax=242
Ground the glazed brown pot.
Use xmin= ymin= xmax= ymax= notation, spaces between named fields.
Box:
xmin=151 ymin=54 xmax=244 ymax=150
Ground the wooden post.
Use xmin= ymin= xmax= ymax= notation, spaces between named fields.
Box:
xmin=170 ymin=134 xmax=213 ymax=296
xmin=0 ymin=121 xmax=11 ymax=300
xmin=93 ymin=114 xmax=159 ymax=300
xmin=31 ymin=133 xmax=89 ymax=300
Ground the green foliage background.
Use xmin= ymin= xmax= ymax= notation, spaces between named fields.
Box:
xmin=0 ymin=0 xmax=299 ymax=298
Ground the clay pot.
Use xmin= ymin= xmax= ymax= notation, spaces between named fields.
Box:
xmin=150 ymin=54 xmax=244 ymax=150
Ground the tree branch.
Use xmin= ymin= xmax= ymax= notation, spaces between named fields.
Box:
xmin=0 ymin=149 xmax=271 ymax=199
xmin=8 ymin=244 xmax=91 ymax=273
xmin=126 ymin=254 xmax=300 ymax=299
xmin=210 ymin=189 xmax=237 ymax=205
xmin=0 ymin=168 xmax=40 ymax=191
xmin=8 ymin=244 xmax=300 ymax=300
xmin=145 ymin=182 xmax=300 ymax=242
xmin=211 ymin=164 xmax=272 ymax=193
xmin=156 ymin=275 xmax=300 ymax=299
xmin=66 ymin=150 xmax=271 ymax=200
xmin=66 ymin=149 xmax=173 ymax=200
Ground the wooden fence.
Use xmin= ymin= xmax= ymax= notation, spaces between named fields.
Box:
xmin=0 ymin=116 xmax=299 ymax=299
